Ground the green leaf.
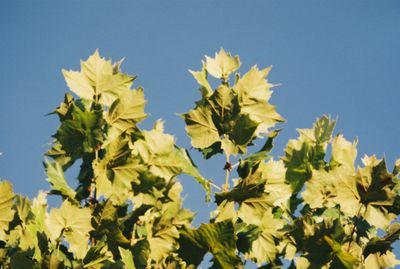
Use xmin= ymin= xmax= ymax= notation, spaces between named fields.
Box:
xmin=83 ymin=240 xmax=114 ymax=269
xmin=132 ymin=239 xmax=150 ymax=268
xmin=10 ymin=251 xmax=36 ymax=269
xmin=182 ymin=105 xmax=220 ymax=149
xmin=208 ymin=85 xmax=239 ymax=132
xmin=356 ymin=157 xmax=397 ymax=228
xmin=46 ymin=200 xmax=93 ymax=259
xmin=94 ymin=136 xmax=144 ymax=205
xmin=178 ymin=221 xmax=243 ymax=269
xmin=46 ymin=142 xmax=73 ymax=170
xmin=134 ymin=121 xmax=184 ymax=180
xmin=236 ymin=223 xmax=262 ymax=254
xmin=234 ymin=66 xmax=273 ymax=103
xmin=91 ymin=200 xmax=130 ymax=257
xmin=175 ymin=148 xmax=211 ymax=201
xmin=53 ymin=102 xmax=104 ymax=162
xmin=63 ymin=50 xmax=135 ymax=106
xmin=118 ymin=247 xmax=136 ymax=269
xmin=44 ymin=159 xmax=76 ymax=202
xmin=241 ymin=129 xmax=281 ymax=166
xmin=302 ymin=167 xmax=347 ymax=210
xmin=134 ymin=121 xmax=209 ymax=192
xmin=234 ymin=66 xmax=284 ymax=135
xmin=49 ymin=93 xmax=74 ymax=120
xmin=283 ymin=116 xmax=335 ymax=194
xmin=0 ymin=181 xmax=15 ymax=233
xmin=213 ymin=200 xmax=236 ymax=223
xmin=241 ymin=208 xmax=285 ymax=264
xmin=313 ymin=115 xmax=336 ymax=144
xmin=106 ymin=88 xmax=146 ymax=139
xmin=364 ymin=223 xmax=400 ymax=258
xmin=14 ymin=195 xmax=33 ymax=224
xmin=324 ymin=235 xmax=357 ymax=269
xmin=227 ymin=114 xmax=259 ymax=155
xmin=297 ymin=115 xmax=336 ymax=145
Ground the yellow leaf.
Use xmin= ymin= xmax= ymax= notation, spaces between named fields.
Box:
xmin=332 ymin=134 xmax=358 ymax=170
xmin=62 ymin=50 xmax=134 ymax=106
xmin=189 ymin=68 xmax=213 ymax=96
xmin=46 ymin=201 xmax=93 ymax=259
xmin=204 ymin=48 xmax=240 ymax=80
xmin=0 ymin=181 xmax=15 ymax=233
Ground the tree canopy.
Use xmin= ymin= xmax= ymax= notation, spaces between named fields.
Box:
xmin=0 ymin=50 xmax=399 ymax=269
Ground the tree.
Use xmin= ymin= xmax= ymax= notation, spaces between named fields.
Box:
xmin=0 ymin=49 xmax=399 ymax=269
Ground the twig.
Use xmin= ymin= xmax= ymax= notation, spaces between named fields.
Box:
xmin=347 ymin=204 xmax=363 ymax=252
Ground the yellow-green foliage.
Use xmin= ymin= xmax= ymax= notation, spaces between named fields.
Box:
xmin=0 ymin=50 xmax=399 ymax=269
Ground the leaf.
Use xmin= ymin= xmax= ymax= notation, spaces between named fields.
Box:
xmin=298 ymin=115 xmax=336 ymax=145
xmin=94 ymin=136 xmax=144 ymax=205
xmin=324 ymin=235 xmax=357 ymax=269
xmin=10 ymin=251 xmax=36 ymax=269
xmin=302 ymin=168 xmax=343 ymax=210
xmin=331 ymin=134 xmax=357 ymax=171
xmin=228 ymin=114 xmax=259 ymax=154
xmin=236 ymin=223 xmax=262 ymax=254
xmin=260 ymin=159 xmax=292 ymax=209
xmin=63 ymin=50 xmax=135 ymax=106
xmin=44 ymin=159 xmax=76 ymax=202
xmin=14 ymin=195 xmax=33 ymax=224
xmin=357 ymin=157 xmax=398 ymax=228
xmin=119 ymin=247 xmax=136 ymax=269
xmin=313 ymin=115 xmax=336 ymax=144
xmin=46 ymin=142 xmax=73 ymax=170
xmin=134 ymin=122 xmax=209 ymax=193
xmin=132 ymin=239 xmax=150 ymax=268
xmin=189 ymin=68 xmax=213 ymax=96
xmin=217 ymin=159 xmax=290 ymax=218
xmin=245 ymin=209 xmax=285 ymax=264
xmin=49 ymin=93 xmax=75 ymax=120
xmin=53 ymin=102 xmax=104 ymax=162
xmin=0 ymin=181 xmax=15 ymax=233
xmin=204 ymin=48 xmax=241 ymax=80
xmin=46 ymin=200 xmax=93 ymax=259
xmin=175 ymin=148 xmax=211 ymax=201
xmin=283 ymin=116 xmax=335 ymax=194
xmin=364 ymin=223 xmax=400 ymax=258
xmin=91 ymin=200 xmax=130 ymax=257
xmin=234 ymin=66 xmax=284 ymax=135
xmin=241 ymin=102 xmax=284 ymax=136
xmin=364 ymin=250 xmax=400 ymax=269
xmin=234 ymin=66 xmax=273 ymax=103
xmin=213 ymin=200 xmax=236 ymax=223
xmin=182 ymin=105 xmax=220 ymax=149
xmin=106 ymin=88 xmax=147 ymax=137
xmin=240 ymin=129 xmax=281 ymax=166
xmin=178 ymin=221 xmax=243 ymax=269
xmin=134 ymin=124 xmax=183 ymax=180
xmin=148 ymin=227 xmax=179 ymax=263
xmin=83 ymin=240 xmax=114 ymax=269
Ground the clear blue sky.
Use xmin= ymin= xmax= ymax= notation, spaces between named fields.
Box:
xmin=0 ymin=0 xmax=399 ymax=266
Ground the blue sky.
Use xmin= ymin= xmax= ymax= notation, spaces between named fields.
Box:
xmin=0 ymin=0 xmax=399 ymax=266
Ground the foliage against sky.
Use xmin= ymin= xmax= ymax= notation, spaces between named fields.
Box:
xmin=0 ymin=50 xmax=399 ymax=269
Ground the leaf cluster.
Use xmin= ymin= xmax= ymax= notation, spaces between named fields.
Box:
xmin=0 ymin=49 xmax=399 ymax=269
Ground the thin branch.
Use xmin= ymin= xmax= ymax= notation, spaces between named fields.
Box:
xmin=347 ymin=204 xmax=364 ymax=252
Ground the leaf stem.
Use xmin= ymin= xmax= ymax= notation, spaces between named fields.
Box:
xmin=223 ymin=155 xmax=230 ymax=192
xmin=231 ymin=162 xmax=239 ymax=169
xmin=209 ymin=181 xmax=222 ymax=191
xmin=347 ymin=204 xmax=363 ymax=252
